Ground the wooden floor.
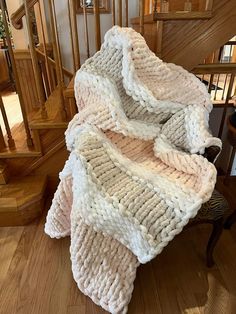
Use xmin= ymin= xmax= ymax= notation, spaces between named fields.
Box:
xmin=0 ymin=179 xmax=236 ymax=314
xmin=0 ymin=89 xmax=23 ymax=135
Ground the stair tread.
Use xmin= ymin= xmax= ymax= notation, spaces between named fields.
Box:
xmin=154 ymin=11 xmax=212 ymax=21
xmin=0 ymin=123 xmax=41 ymax=158
xmin=29 ymin=87 xmax=69 ymax=129
xmin=131 ymin=11 xmax=212 ymax=25
xmin=0 ymin=175 xmax=47 ymax=212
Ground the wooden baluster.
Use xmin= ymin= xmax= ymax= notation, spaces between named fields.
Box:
xmin=0 ymin=0 xmax=33 ymax=147
xmin=145 ymin=0 xmax=151 ymax=14
xmin=218 ymin=73 xmax=235 ymax=139
xmin=68 ymin=1 xmax=75 ymax=72
xmin=23 ymin=0 xmax=47 ymax=119
xmin=68 ymin=0 xmax=80 ymax=71
xmin=222 ymin=74 xmax=228 ymax=100
xmin=82 ymin=0 xmax=90 ymax=58
xmin=154 ymin=0 xmax=158 ymax=13
xmin=48 ymin=0 xmax=67 ymax=120
xmin=0 ymin=95 xmax=15 ymax=148
xmin=139 ymin=0 xmax=145 ymax=35
xmin=112 ymin=0 xmax=116 ymax=26
xmin=38 ymin=0 xmax=53 ymax=94
xmin=214 ymin=73 xmax=220 ymax=100
xmin=93 ymin=0 xmax=101 ymax=51
xmin=205 ymin=0 xmax=213 ymax=11
xmin=208 ymin=73 xmax=214 ymax=94
xmin=0 ymin=125 xmax=6 ymax=150
xmin=125 ymin=0 xmax=128 ymax=27
xmin=118 ymin=0 xmax=122 ymax=26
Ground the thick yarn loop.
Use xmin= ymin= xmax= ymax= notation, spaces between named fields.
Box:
xmin=45 ymin=26 xmax=222 ymax=313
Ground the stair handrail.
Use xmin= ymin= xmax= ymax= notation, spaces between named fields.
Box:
xmin=11 ymin=0 xmax=38 ymax=30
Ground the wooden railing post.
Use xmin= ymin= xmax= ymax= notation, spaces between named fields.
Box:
xmin=118 ymin=0 xmax=122 ymax=26
xmin=0 ymin=125 xmax=6 ymax=150
xmin=112 ymin=0 xmax=116 ymax=26
xmin=0 ymin=0 xmax=33 ymax=147
xmin=38 ymin=0 xmax=53 ymax=95
xmin=68 ymin=0 xmax=80 ymax=71
xmin=125 ymin=0 xmax=128 ymax=27
xmin=139 ymin=0 xmax=145 ymax=35
xmin=94 ymin=0 xmax=101 ymax=51
xmin=48 ymin=0 xmax=67 ymax=120
xmin=82 ymin=0 xmax=90 ymax=58
xmin=205 ymin=0 xmax=214 ymax=11
xmin=23 ymin=0 xmax=48 ymax=120
xmin=218 ymin=73 xmax=235 ymax=138
xmin=0 ymin=95 xmax=15 ymax=149
xmin=154 ymin=0 xmax=158 ymax=13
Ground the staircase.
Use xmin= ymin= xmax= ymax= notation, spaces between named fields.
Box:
xmin=0 ymin=0 xmax=235 ymax=226
xmin=131 ymin=0 xmax=236 ymax=70
xmin=0 ymin=86 xmax=69 ymax=226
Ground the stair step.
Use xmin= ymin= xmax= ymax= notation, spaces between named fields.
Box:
xmin=29 ymin=87 xmax=69 ymax=130
xmin=0 ymin=123 xmax=42 ymax=158
xmin=154 ymin=11 xmax=212 ymax=21
xmin=0 ymin=162 xmax=9 ymax=184
xmin=131 ymin=11 xmax=212 ymax=25
xmin=0 ymin=175 xmax=47 ymax=226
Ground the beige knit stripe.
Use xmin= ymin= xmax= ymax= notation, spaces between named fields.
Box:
xmin=70 ymin=216 xmax=138 ymax=313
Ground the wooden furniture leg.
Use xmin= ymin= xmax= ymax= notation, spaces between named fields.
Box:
xmin=206 ymin=218 xmax=224 ymax=267
xmin=224 ymin=211 xmax=236 ymax=229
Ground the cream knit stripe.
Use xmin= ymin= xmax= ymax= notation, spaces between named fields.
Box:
xmin=70 ymin=215 xmax=139 ymax=314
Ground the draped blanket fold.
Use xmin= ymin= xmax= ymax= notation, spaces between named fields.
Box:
xmin=45 ymin=26 xmax=221 ymax=314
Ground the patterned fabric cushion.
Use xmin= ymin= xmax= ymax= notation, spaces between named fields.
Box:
xmin=193 ymin=189 xmax=229 ymax=221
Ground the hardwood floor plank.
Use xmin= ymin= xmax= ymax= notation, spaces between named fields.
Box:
xmin=0 ymin=178 xmax=236 ymax=314
xmin=0 ymin=227 xmax=24 ymax=292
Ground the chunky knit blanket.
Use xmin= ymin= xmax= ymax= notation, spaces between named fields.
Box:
xmin=45 ymin=26 xmax=221 ymax=313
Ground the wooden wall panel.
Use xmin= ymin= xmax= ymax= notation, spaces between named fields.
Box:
xmin=14 ymin=50 xmax=40 ymax=115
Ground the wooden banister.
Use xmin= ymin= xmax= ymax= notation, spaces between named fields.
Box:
xmin=94 ymin=0 xmax=101 ymax=51
xmin=49 ymin=0 xmax=67 ymax=120
xmin=112 ymin=0 xmax=115 ymax=25
xmin=82 ymin=0 xmax=90 ymax=58
xmin=24 ymin=0 xmax=47 ymax=119
xmin=125 ymin=0 xmax=128 ymax=27
xmin=38 ymin=0 xmax=53 ymax=95
xmin=139 ymin=0 xmax=145 ymax=35
xmin=36 ymin=49 xmax=73 ymax=79
xmin=118 ymin=0 xmax=122 ymax=26
xmin=68 ymin=0 xmax=80 ymax=71
xmin=11 ymin=0 xmax=38 ymax=29
xmin=0 ymin=95 xmax=15 ymax=148
xmin=192 ymin=63 xmax=236 ymax=74
xmin=0 ymin=126 xmax=6 ymax=150
xmin=0 ymin=0 xmax=33 ymax=147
